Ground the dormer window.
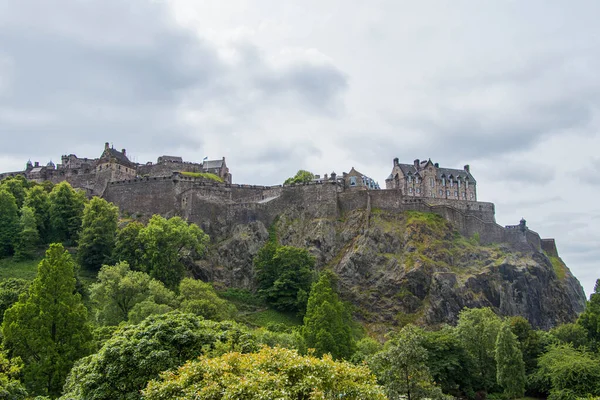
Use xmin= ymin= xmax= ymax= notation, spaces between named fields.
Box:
xmin=407 ymin=175 xmax=412 ymax=183
xmin=441 ymin=176 xmax=446 ymax=186
xmin=350 ymin=176 xmax=357 ymax=186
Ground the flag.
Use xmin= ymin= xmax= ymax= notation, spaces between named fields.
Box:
xmin=203 ymin=156 xmax=208 ymax=161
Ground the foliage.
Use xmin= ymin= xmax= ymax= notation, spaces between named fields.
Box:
xmin=421 ymin=326 xmax=475 ymax=396
xmin=283 ymin=169 xmax=315 ymax=185
xmin=143 ymin=346 xmax=387 ymax=400
xmin=302 ymin=271 xmax=355 ymax=359
xmin=256 ymin=245 xmax=315 ymax=314
xmin=2 ymin=244 xmax=92 ymax=397
xmin=0 ymin=176 xmax=28 ymax=210
xmin=180 ymin=171 xmax=223 ymax=182
xmin=178 ymin=278 xmax=236 ymax=321
xmin=495 ymin=322 xmax=526 ymax=398
xmin=456 ymin=307 xmax=502 ymax=393
xmin=508 ymin=316 xmax=547 ymax=376
xmin=61 ymin=313 xmax=255 ymax=400
xmin=0 ymin=351 xmax=28 ymax=399
xmin=536 ymin=344 xmax=600 ymax=399
xmin=48 ymin=182 xmax=86 ymax=245
xmin=137 ymin=215 xmax=209 ymax=289
xmin=77 ymin=197 xmax=119 ymax=271
xmin=351 ymin=337 xmax=383 ymax=364
xmin=89 ymin=262 xmax=176 ymax=326
xmin=23 ymin=186 xmax=51 ymax=244
xmin=550 ymin=322 xmax=589 ymax=349
xmin=578 ymin=279 xmax=600 ymax=349
xmin=0 ymin=190 xmax=19 ymax=257
xmin=113 ymin=221 xmax=144 ymax=270
xmin=0 ymin=279 xmax=29 ymax=324
xmin=13 ymin=206 xmax=39 ymax=261
xmin=0 ymin=258 xmax=40 ymax=281
xmin=370 ymin=324 xmax=446 ymax=400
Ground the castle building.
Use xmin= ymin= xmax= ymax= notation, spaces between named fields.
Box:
xmin=343 ymin=167 xmax=380 ymax=190
xmin=385 ymin=158 xmax=476 ymax=201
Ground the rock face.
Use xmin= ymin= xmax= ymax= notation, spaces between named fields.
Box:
xmin=204 ymin=208 xmax=586 ymax=331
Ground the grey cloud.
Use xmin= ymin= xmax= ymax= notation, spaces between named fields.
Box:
xmin=577 ymin=158 xmax=600 ymax=185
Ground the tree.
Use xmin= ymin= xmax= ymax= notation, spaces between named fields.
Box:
xmin=578 ymin=278 xmax=600 ymax=349
xmin=536 ymin=344 xmax=600 ymax=399
xmin=143 ymin=346 xmax=387 ymax=400
xmin=0 ymin=176 xmax=28 ymax=210
xmin=0 ymin=279 xmax=29 ymax=324
xmin=23 ymin=185 xmax=51 ymax=243
xmin=90 ymin=262 xmax=176 ymax=326
xmin=2 ymin=244 xmax=92 ymax=397
xmin=302 ymin=271 xmax=355 ymax=359
xmin=257 ymin=245 xmax=315 ymax=313
xmin=13 ymin=206 xmax=39 ymax=261
xmin=77 ymin=197 xmax=119 ymax=271
xmin=550 ymin=322 xmax=589 ymax=349
xmin=113 ymin=221 xmax=144 ymax=270
xmin=137 ymin=215 xmax=209 ymax=289
xmin=178 ymin=278 xmax=236 ymax=321
xmin=283 ymin=169 xmax=315 ymax=185
xmin=61 ymin=313 xmax=255 ymax=400
xmin=421 ymin=326 xmax=475 ymax=397
xmin=456 ymin=307 xmax=502 ymax=393
xmin=495 ymin=322 xmax=525 ymax=398
xmin=370 ymin=324 xmax=445 ymax=400
xmin=0 ymin=351 xmax=28 ymax=399
xmin=0 ymin=190 xmax=19 ymax=257
xmin=508 ymin=316 xmax=547 ymax=376
xmin=48 ymin=182 xmax=86 ymax=245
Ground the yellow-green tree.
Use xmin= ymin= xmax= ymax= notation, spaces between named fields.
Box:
xmin=77 ymin=197 xmax=119 ymax=270
xmin=23 ymin=185 xmax=51 ymax=243
xmin=2 ymin=244 xmax=92 ymax=397
xmin=13 ymin=206 xmax=39 ymax=261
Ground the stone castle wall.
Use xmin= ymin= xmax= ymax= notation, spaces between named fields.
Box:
xmin=100 ymin=173 xmax=554 ymax=254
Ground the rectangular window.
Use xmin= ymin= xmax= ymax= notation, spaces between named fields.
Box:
xmin=454 ymin=191 xmax=458 ymax=197
xmin=416 ymin=188 xmax=421 ymax=194
xmin=450 ymin=180 xmax=453 ymax=187
xmin=470 ymin=193 xmax=474 ymax=200
xmin=350 ymin=176 xmax=357 ymax=186
xmin=439 ymin=189 xmax=443 ymax=196
xmin=462 ymin=192 xmax=466 ymax=199
xmin=430 ymin=177 xmax=434 ymax=187
xmin=446 ymin=190 xmax=450 ymax=196
xmin=409 ymin=187 xmax=413 ymax=193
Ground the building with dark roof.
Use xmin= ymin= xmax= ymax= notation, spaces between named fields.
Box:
xmin=385 ymin=158 xmax=476 ymax=201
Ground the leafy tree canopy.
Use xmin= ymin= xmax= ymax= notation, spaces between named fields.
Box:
xmin=2 ymin=244 xmax=92 ymax=397
xmin=48 ymin=182 xmax=86 ymax=245
xmin=143 ymin=346 xmax=387 ymax=400
xmin=13 ymin=206 xmax=39 ymax=261
xmin=0 ymin=351 xmax=28 ymax=400
xmin=178 ymin=278 xmax=236 ymax=321
xmin=23 ymin=185 xmax=51 ymax=243
xmin=495 ymin=322 xmax=526 ymax=399
xmin=0 ymin=190 xmax=19 ymax=257
xmin=113 ymin=221 xmax=144 ymax=270
xmin=284 ymin=169 xmax=315 ymax=185
xmin=0 ymin=176 xmax=29 ymax=209
xmin=77 ymin=197 xmax=119 ymax=271
xmin=578 ymin=278 xmax=600 ymax=349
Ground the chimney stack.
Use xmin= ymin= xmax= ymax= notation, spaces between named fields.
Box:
xmin=434 ymin=163 xmax=439 ymax=168
xmin=34 ymin=161 xmax=39 ymax=167
xmin=105 ymin=142 xmax=109 ymax=150
xmin=414 ymin=159 xmax=420 ymax=168
xmin=393 ymin=157 xmax=399 ymax=166
xmin=464 ymin=164 xmax=470 ymax=173
xmin=122 ymin=149 xmax=126 ymax=156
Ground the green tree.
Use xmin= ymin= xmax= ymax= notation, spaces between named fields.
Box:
xmin=48 ymin=182 xmax=86 ymax=245
xmin=370 ymin=324 xmax=445 ymax=400
xmin=0 ymin=190 xmax=19 ymax=257
xmin=2 ymin=244 xmax=92 ymax=397
xmin=258 ymin=245 xmax=315 ymax=313
xmin=536 ymin=344 xmax=600 ymax=399
xmin=23 ymin=186 xmax=51 ymax=243
xmin=578 ymin=278 xmax=600 ymax=348
xmin=143 ymin=346 xmax=386 ymax=400
xmin=421 ymin=326 xmax=475 ymax=397
xmin=13 ymin=206 xmax=39 ymax=261
xmin=302 ymin=271 xmax=355 ymax=359
xmin=283 ymin=169 xmax=315 ymax=185
xmin=90 ymin=262 xmax=176 ymax=326
xmin=456 ymin=307 xmax=502 ymax=393
xmin=77 ymin=197 xmax=119 ymax=271
xmin=61 ymin=313 xmax=255 ymax=400
xmin=113 ymin=221 xmax=144 ymax=270
xmin=495 ymin=322 xmax=525 ymax=399
xmin=0 ymin=351 xmax=28 ymax=399
xmin=178 ymin=278 xmax=236 ymax=321
xmin=550 ymin=322 xmax=589 ymax=349
xmin=137 ymin=215 xmax=209 ymax=289
xmin=0 ymin=176 xmax=28 ymax=210
xmin=508 ymin=316 xmax=547 ymax=376
xmin=0 ymin=279 xmax=29 ymax=324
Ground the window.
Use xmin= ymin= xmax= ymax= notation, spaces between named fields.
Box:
xmin=466 ymin=180 xmax=469 ymax=189
xmin=450 ymin=180 xmax=453 ymax=187
xmin=457 ymin=180 xmax=461 ymax=188
xmin=454 ymin=191 xmax=458 ymax=197
xmin=462 ymin=192 xmax=466 ymax=199
xmin=409 ymin=187 xmax=413 ymax=193
xmin=442 ymin=177 xmax=446 ymax=186
xmin=416 ymin=188 xmax=421 ymax=194
xmin=350 ymin=176 xmax=357 ymax=186
xmin=439 ymin=189 xmax=443 ymax=196
xmin=432 ymin=193 xmax=436 ymax=198
xmin=430 ymin=177 xmax=434 ymax=187
xmin=470 ymin=193 xmax=474 ymax=200
xmin=446 ymin=190 xmax=450 ymax=196
xmin=407 ymin=175 xmax=412 ymax=183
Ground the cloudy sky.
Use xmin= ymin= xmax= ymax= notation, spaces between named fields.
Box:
xmin=1 ymin=0 xmax=599 ymax=295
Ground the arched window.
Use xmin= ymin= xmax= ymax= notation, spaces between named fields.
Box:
xmin=441 ymin=176 xmax=446 ymax=186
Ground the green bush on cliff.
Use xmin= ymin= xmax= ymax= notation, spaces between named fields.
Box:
xmin=180 ymin=171 xmax=223 ymax=182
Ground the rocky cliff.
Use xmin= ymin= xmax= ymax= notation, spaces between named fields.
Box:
xmin=198 ymin=207 xmax=586 ymax=331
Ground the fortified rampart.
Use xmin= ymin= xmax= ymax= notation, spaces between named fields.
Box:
xmin=102 ymin=172 xmax=559 ymax=256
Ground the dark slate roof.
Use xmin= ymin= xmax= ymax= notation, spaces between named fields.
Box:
xmin=203 ymin=159 xmax=224 ymax=169
xmin=393 ymin=163 xmax=477 ymax=183
xmin=101 ymin=148 xmax=134 ymax=167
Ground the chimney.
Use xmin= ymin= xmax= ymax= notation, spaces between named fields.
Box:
xmin=315 ymin=174 xmax=320 ymax=179
xmin=331 ymin=171 xmax=337 ymax=180
xmin=324 ymin=173 xmax=328 ymax=180
xmin=434 ymin=163 xmax=439 ymax=168
xmin=105 ymin=142 xmax=109 ymax=150
xmin=34 ymin=161 xmax=39 ymax=167
xmin=414 ymin=159 xmax=420 ymax=168
xmin=122 ymin=149 xmax=126 ymax=156
xmin=464 ymin=164 xmax=470 ymax=173
xmin=393 ymin=157 xmax=399 ymax=166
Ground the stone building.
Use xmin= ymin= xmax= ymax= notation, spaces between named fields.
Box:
xmin=385 ymin=158 xmax=476 ymax=201
xmin=342 ymin=167 xmax=380 ymax=189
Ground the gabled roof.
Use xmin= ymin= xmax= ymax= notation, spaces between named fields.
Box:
xmin=100 ymin=148 xmax=134 ymax=167
xmin=394 ymin=163 xmax=476 ymax=183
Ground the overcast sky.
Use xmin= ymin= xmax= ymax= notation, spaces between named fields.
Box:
xmin=1 ymin=1 xmax=599 ymax=296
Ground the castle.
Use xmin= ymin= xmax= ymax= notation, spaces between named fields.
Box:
xmin=0 ymin=144 xmax=558 ymax=256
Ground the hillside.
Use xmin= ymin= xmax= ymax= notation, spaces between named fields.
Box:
xmin=202 ymin=209 xmax=586 ymax=331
